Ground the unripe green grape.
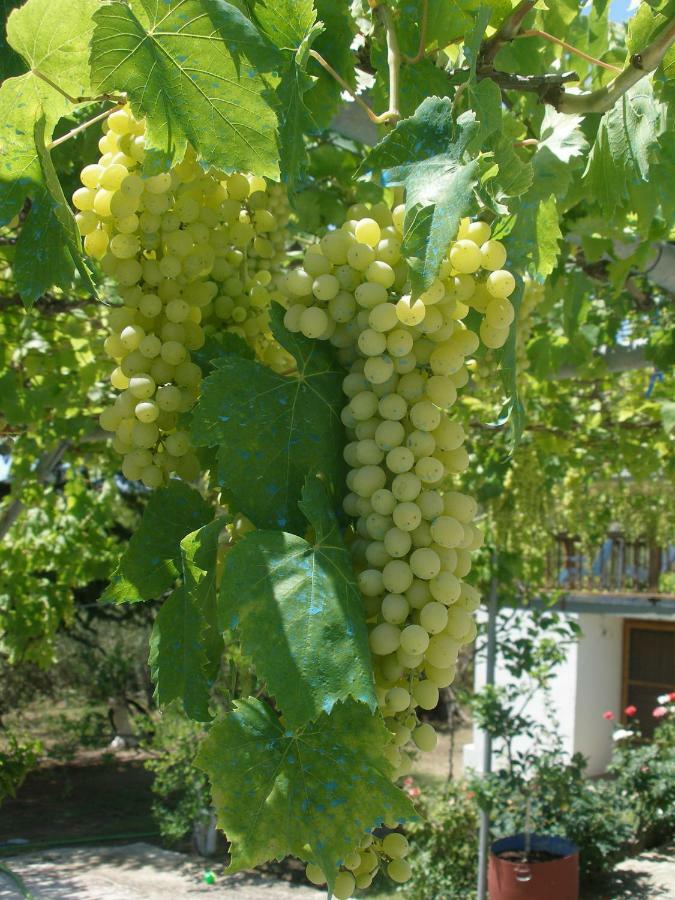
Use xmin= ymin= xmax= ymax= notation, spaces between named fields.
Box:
xmin=355 ymin=872 xmax=374 ymax=890
xmin=413 ymin=722 xmax=437 ymax=752
xmin=430 ymin=515 xmax=464 ymax=548
xmin=386 ymin=328 xmax=414 ymax=358
xmin=367 ymin=422 xmax=400 ymax=455
xmin=302 ymin=249 xmax=331 ymax=277
xmin=433 ymin=419 xmax=465 ymax=451
xmin=419 ymin=602 xmax=448 ymax=637
xmin=84 ymin=229 xmax=110 ymax=258
xmin=365 ymin=513 xmax=392 ymax=541
xmin=121 ymin=350 xmax=151 ymax=377
xmin=364 ymin=355 xmax=394 ymax=385
xmin=369 ymin=302 xmax=398 ymax=333
xmin=305 ymin=863 xmax=325 ymax=886
xmin=391 ymin=472 xmax=421 ymax=502
xmin=116 ymin=258 xmax=143 ymax=286
xmin=397 ymin=371 xmax=426 ymax=402
xmin=430 ymin=571 xmax=461 ymax=605
xmin=99 ymin=406 xmax=121 ymax=432
xmin=386 ymin=446 xmax=415 ymax=474
xmin=132 ymin=420 xmax=159 ymax=449
xmin=139 ymin=294 xmax=163 ymax=318
xmin=366 ymin=260 xmax=395 ymax=288
xmin=312 ymin=273 xmax=340 ymax=301
xmin=365 ymin=540 xmax=391 ymax=567
xmin=137 ymin=334 xmax=161 ymax=359
xmin=150 ymin=358 xmax=175 ymax=384
xmin=128 ymin=374 xmax=156 ymax=400
xmin=371 ymin=488 xmax=396 ymax=516
xmin=382 ymin=832 xmax=410 ymax=859
xmin=425 ymin=634 xmax=459 ymax=669
xmin=414 ymin=456 xmax=443 ymax=484
xmin=425 ymin=662 xmax=456 ymax=688
xmin=332 ymin=870 xmax=356 ymax=900
xmin=410 ymin=547 xmax=441 ymax=581
xmin=400 ymin=623 xmax=430 ymax=656
xmin=480 ymin=239 xmax=507 ymax=270
xmin=356 ymin=439 xmax=384 ymax=466
xmin=384 ymin=527 xmax=412 ymax=559
xmin=466 ymin=220 xmax=491 ymax=245
xmin=382 ymin=593 xmax=409 ymax=625
xmin=410 ymin=400 xmax=441 ymax=432
xmin=352 ymin=465 xmax=386 ymax=498
xmin=386 ymin=686 xmax=411 ymax=713
xmin=111 ymin=367 xmax=129 ymax=390
xmin=165 ymin=431 xmax=190 ymax=457
xmin=449 ymin=239 xmax=481 ymax=274
xmin=485 ymin=297 xmax=515 ymax=328
xmin=76 ymin=210 xmax=98 ymax=235
xmin=396 ymin=294 xmax=425 ymax=325
xmin=420 ymin=279 xmax=445 ymax=306
xmin=387 ymin=859 xmax=412 ymax=884
xmin=424 ymin=375 xmax=456 ymax=408
xmin=174 ymin=360 xmax=201 ymax=387
xmin=328 ymin=291 xmax=356 ymax=323
xmin=160 ymin=340 xmax=187 ymax=366
xmin=378 ymin=393 xmax=407 ymax=421
xmin=135 ymin=400 xmax=159 ymax=423
xmin=392 ymin=501 xmax=421 ymax=533
xmin=350 ymin=390 xmax=379 ymax=420
xmin=300 ymin=306 xmax=329 ymax=339
xmin=370 ymin=623 xmax=401 ymax=655
xmin=487 ymin=269 xmax=515 ymax=298
xmin=441 ymin=445 xmax=470 ymax=474
xmin=382 ymin=558 xmax=413 ymax=594
xmin=443 ymin=491 xmax=476 ymax=523
xmin=283 ymin=304 xmax=304 ymax=332
xmin=355 ymin=281 xmax=387 ymax=309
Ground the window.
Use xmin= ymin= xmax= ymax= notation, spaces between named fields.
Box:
xmin=622 ymin=620 xmax=675 ymax=737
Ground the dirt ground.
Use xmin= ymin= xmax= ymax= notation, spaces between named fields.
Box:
xmin=0 ymin=843 xmax=321 ymax=899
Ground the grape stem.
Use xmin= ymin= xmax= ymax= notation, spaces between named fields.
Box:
xmin=47 ymin=104 xmax=125 ymax=151
xmin=308 ymin=50 xmax=398 ymax=125
xmin=401 ymin=0 xmax=428 ymax=65
xmin=376 ymin=4 xmax=402 ymax=123
xmin=32 ymin=69 xmax=126 ymax=106
xmin=516 ymin=29 xmax=622 ymax=73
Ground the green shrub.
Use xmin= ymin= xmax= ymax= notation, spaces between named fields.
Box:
xmin=402 ymin=778 xmax=478 ymax=900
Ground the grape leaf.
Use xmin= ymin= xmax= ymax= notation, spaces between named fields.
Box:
xmin=255 ymin=2 xmax=322 ymax=189
xmin=90 ymin=0 xmax=281 ymax=177
xmin=190 ymin=304 xmax=346 ymax=535
xmin=102 ymin=480 xmax=212 ymax=604
xmin=583 ymin=82 xmax=666 ymax=215
xmin=6 ymin=0 xmax=96 ymax=98
xmin=220 ymin=477 xmax=375 ymax=728
xmin=0 ymin=0 xmax=98 ymax=301
xmin=361 ymin=98 xmax=484 ymax=294
xmin=254 ymin=0 xmax=316 ymax=50
xmin=149 ymin=518 xmax=225 ymax=721
xmin=195 ymin=697 xmax=417 ymax=888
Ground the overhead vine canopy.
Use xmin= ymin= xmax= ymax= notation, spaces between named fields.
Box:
xmin=0 ymin=0 xmax=673 ymax=894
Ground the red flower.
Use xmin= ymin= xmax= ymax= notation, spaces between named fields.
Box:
xmin=406 ymin=786 xmax=421 ymax=798
xmin=668 ymin=692 xmax=675 ymax=702
xmin=603 ymin=710 xmax=615 ymax=721
xmin=624 ymin=705 xmax=637 ymax=717
xmin=653 ymin=706 xmax=668 ymax=719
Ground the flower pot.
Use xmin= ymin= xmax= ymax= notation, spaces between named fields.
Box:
xmin=488 ymin=833 xmax=579 ymax=900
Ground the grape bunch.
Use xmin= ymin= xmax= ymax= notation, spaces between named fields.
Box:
xmin=73 ymin=105 xmax=291 ymax=487
xmin=278 ymin=200 xmax=514 ymax=891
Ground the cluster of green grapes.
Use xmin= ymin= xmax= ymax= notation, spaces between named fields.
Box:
xmin=73 ymin=105 xmax=290 ymax=487
xmin=471 ymin=278 xmax=543 ymax=390
xmin=306 ymin=831 xmax=412 ymax=897
xmin=279 ymin=201 xmax=514 ymax=891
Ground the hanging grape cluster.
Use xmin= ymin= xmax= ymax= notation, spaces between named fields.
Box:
xmin=279 ymin=200 xmax=516 ymax=891
xmin=73 ymin=105 xmax=290 ymax=488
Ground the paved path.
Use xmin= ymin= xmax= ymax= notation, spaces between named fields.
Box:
xmin=0 ymin=843 xmax=321 ymax=899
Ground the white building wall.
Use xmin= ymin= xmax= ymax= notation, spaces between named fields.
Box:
xmin=465 ymin=607 xmax=673 ymax=778
xmin=573 ymin=614 xmax=623 ymax=775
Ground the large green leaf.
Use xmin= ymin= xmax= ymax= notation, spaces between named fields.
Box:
xmin=362 ymin=98 xmax=483 ymax=294
xmin=190 ymin=304 xmax=346 ymax=535
xmin=196 ymin=697 xmax=416 ymax=888
xmin=0 ymin=0 xmax=98 ymax=301
xmin=102 ymin=480 xmax=212 ymax=604
xmin=255 ymin=1 xmax=322 ymax=189
xmin=583 ymin=82 xmax=666 ymax=216
xmin=220 ymin=477 xmax=375 ymax=728
xmin=90 ymin=0 xmax=281 ymax=177
xmin=5 ymin=0 xmax=96 ymax=98
xmin=149 ymin=518 xmax=225 ymax=721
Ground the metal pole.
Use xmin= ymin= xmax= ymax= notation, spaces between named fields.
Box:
xmin=477 ymin=559 xmax=499 ymax=900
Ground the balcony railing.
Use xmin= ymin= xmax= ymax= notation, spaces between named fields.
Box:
xmin=544 ymin=532 xmax=674 ymax=594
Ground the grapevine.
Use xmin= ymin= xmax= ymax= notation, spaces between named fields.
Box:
xmin=1 ymin=0 xmax=672 ymax=898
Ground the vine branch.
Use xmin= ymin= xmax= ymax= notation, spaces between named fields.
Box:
xmin=517 ymin=29 xmax=622 ymax=73
xmin=480 ymin=0 xmax=538 ymax=67
xmin=48 ymin=105 xmax=125 ymax=151
xmin=555 ymin=17 xmax=675 ymax=113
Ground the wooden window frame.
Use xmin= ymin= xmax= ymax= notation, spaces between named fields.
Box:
xmin=622 ymin=618 xmax=675 ymax=722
